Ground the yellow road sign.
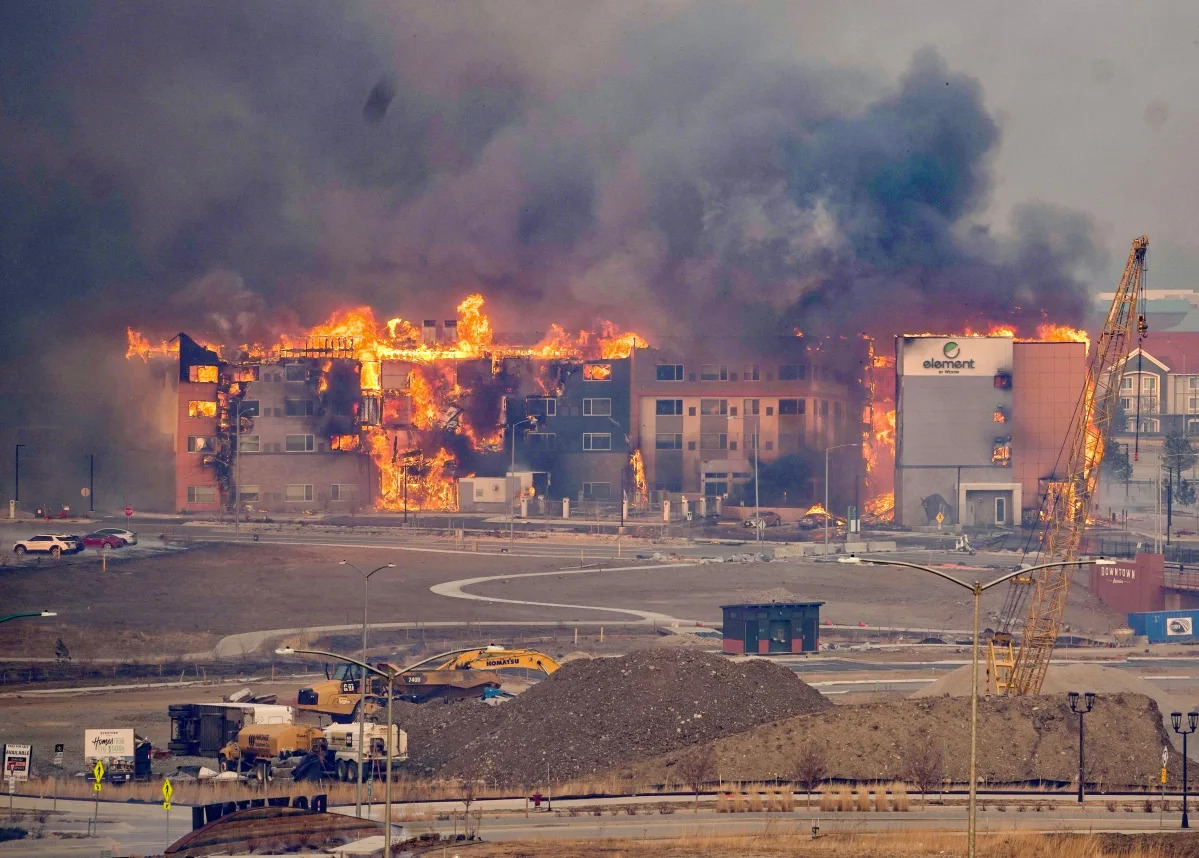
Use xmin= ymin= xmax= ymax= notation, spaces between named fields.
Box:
xmin=1162 ymin=767 xmax=1168 ymax=785
xmin=162 ymin=778 xmax=173 ymax=810
xmin=93 ymin=760 xmax=104 ymax=791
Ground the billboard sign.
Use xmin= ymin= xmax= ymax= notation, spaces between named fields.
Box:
xmin=84 ymin=729 xmax=135 ymax=761
xmin=1166 ymin=616 xmax=1194 ymax=637
xmin=900 ymin=336 xmax=1012 ymax=377
xmin=3 ymin=744 xmax=31 ymax=782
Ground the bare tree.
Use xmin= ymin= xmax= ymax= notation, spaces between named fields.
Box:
xmin=792 ymin=743 xmax=828 ymax=809
xmin=902 ymin=742 xmax=944 ymax=807
xmin=677 ymin=745 xmax=717 ymax=813
xmin=459 ymin=756 xmax=480 ymax=838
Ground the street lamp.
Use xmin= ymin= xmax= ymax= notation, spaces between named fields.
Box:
xmin=339 ymin=560 xmax=396 ymax=818
xmin=1067 ymin=691 xmax=1096 ymax=803
xmin=1171 ymin=711 xmax=1199 ymax=828
xmin=823 ymin=443 xmax=858 ymax=545
xmin=509 ymin=418 xmax=537 ymax=541
xmin=278 ymin=647 xmax=398 ymax=856
xmin=838 ymin=555 xmax=1115 ymax=858
xmin=14 ymin=444 xmax=25 ymax=506
xmin=603 ymin=416 xmax=631 ymax=532
xmin=0 ymin=611 xmax=56 ymax=625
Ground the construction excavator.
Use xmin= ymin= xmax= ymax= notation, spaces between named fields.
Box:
xmin=986 ymin=235 xmax=1149 ymax=695
xmin=296 ymin=645 xmax=562 ymax=722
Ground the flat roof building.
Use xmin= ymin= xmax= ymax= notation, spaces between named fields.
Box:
xmin=894 ymin=335 xmax=1085 ymax=527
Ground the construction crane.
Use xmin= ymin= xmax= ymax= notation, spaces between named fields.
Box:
xmin=988 ymin=235 xmax=1148 ymax=695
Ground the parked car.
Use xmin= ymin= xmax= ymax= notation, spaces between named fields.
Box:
xmin=743 ymin=511 xmax=783 ymax=528
xmin=92 ymin=527 xmax=137 ymax=546
xmin=13 ymin=534 xmax=84 ymax=557
xmin=82 ymin=532 xmax=127 ymax=550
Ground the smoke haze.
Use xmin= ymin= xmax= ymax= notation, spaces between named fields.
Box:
xmin=0 ymin=0 xmax=1107 ymax=507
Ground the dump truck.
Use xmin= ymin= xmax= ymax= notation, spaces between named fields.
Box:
xmin=218 ymin=722 xmax=406 ymax=783
xmin=296 ymin=645 xmax=561 ymax=722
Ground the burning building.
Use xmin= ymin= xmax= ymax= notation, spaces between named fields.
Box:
xmin=894 ymin=334 xmax=1086 ymax=527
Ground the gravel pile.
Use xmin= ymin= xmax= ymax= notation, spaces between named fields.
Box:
xmin=397 ymin=649 xmax=829 ymax=783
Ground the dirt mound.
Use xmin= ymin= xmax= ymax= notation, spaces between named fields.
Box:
xmin=912 ymin=662 xmax=1193 ymax=755
xmin=632 ymin=693 xmax=1173 ymax=788
xmin=400 ymin=649 xmax=829 ymax=783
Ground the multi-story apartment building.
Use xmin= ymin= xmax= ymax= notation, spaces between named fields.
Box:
xmin=632 ymin=339 xmax=867 ymax=500
xmin=1110 ymin=333 xmax=1199 ymax=435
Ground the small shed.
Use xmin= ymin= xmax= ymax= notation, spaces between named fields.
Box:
xmin=721 ymin=600 xmax=823 ymax=655
xmin=1128 ymin=609 xmax=1199 ymax=643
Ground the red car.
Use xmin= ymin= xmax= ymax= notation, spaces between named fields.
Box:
xmin=82 ymin=532 xmax=126 ymax=550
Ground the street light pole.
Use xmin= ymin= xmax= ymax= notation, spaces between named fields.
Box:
xmin=0 ymin=611 xmax=56 ymax=625
xmin=14 ymin=444 xmax=25 ymax=506
xmin=824 ymin=443 xmax=857 ymax=545
xmin=509 ymin=418 xmax=535 ymax=542
xmin=1172 ymin=711 xmax=1198 ymax=829
xmin=338 ymin=560 xmax=396 ymax=819
xmin=838 ymin=555 xmax=1115 ymax=858
xmin=234 ymin=401 xmax=241 ymax=537
xmin=1068 ymin=691 xmax=1096 ymax=803
xmin=278 ymin=647 xmax=398 ymax=856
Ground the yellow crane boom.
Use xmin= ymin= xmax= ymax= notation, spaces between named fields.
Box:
xmin=990 ymin=235 xmax=1148 ymax=695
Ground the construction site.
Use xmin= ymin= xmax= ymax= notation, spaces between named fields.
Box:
xmin=6 ymin=236 xmax=1199 ymax=858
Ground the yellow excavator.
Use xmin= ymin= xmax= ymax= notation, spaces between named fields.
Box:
xmin=296 ymin=645 xmax=562 ymax=722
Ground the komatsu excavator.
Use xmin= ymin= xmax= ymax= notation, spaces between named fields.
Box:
xmin=296 ymin=645 xmax=561 ymax=722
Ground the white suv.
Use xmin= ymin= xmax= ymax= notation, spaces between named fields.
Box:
xmin=13 ymin=534 xmax=83 ymax=557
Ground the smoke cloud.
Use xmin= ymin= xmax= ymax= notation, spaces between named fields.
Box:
xmin=0 ymin=0 xmax=1104 ymax=507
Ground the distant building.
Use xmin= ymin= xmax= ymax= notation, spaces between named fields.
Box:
xmin=894 ymin=335 xmax=1085 ymax=527
xmin=721 ymin=600 xmax=823 ymax=654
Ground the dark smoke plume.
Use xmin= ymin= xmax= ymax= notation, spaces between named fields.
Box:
xmin=0 ymin=1 xmax=1105 ymax=508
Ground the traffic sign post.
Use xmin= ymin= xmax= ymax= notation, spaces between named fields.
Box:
xmin=163 ymin=778 xmax=172 ymax=844
xmin=124 ymin=506 xmax=133 ymax=518
xmin=93 ymin=759 xmax=104 ymax=828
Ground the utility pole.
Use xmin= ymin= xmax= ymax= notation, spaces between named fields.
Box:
xmin=14 ymin=444 xmax=24 ymax=505
xmin=88 ymin=454 xmax=95 ymax=513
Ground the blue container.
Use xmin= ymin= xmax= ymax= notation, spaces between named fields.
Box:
xmin=1127 ymin=610 xmax=1199 ymax=643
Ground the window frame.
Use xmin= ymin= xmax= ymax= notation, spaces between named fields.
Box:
xmin=186 ymin=485 xmax=217 ymax=504
xmin=582 ymin=398 xmax=613 ymax=417
xmin=700 ymin=398 xmax=728 ymax=416
xmin=655 ymin=364 xmax=684 ymax=382
xmin=285 ymin=434 xmax=315 ymax=453
xmin=582 ymin=432 xmax=612 ymax=451
xmin=655 ymin=399 xmax=683 ymax=416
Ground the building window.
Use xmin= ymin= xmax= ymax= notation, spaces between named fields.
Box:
xmin=656 ymin=399 xmax=683 ymax=416
xmin=994 ymin=372 xmax=1012 ymax=389
xmin=700 ymin=398 xmax=728 ymax=416
xmin=583 ymin=363 xmax=612 ymax=380
xmin=236 ymin=485 xmax=261 ymax=503
xmin=285 ymin=364 xmax=308 ymax=382
xmin=582 ymin=433 xmax=612 ymax=451
xmin=656 ymin=364 xmax=684 ymax=381
xmin=187 ymin=400 xmax=217 ymax=418
xmin=729 ymin=440 xmax=738 ymax=451
xmin=743 ymin=365 xmax=761 ymax=381
xmin=764 ymin=440 xmax=774 ymax=451
xmin=1190 ymin=397 xmax=1199 ymax=412
xmin=743 ymin=398 xmax=760 ymax=416
xmin=820 ymin=400 xmax=829 ymax=417
xmin=237 ymin=399 xmax=260 ymax=417
xmin=748 ymin=433 xmax=759 ymax=450
xmin=582 ymin=482 xmax=611 ymax=499
xmin=526 ymin=397 xmax=557 ymax=417
xmin=704 ymin=480 xmax=729 ymax=496
xmin=1190 ymin=377 xmax=1199 ymax=390
xmin=188 ymin=365 xmax=218 ymax=384
xmin=285 ymin=434 xmax=315 ymax=452
xmin=284 ymin=484 xmax=314 ymax=502
xmin=834 ymin=402 xmax=843 ymax=420
xmin=528 ymin=432 xmax=557 ymax=450
xmin=1143 ymin=376 xmax=1157 ymax=391
xmin=1121 ymin=376 xmax=1133 ymax=391
xmin=186 ymin=485 xmax=216 ymax=504
xmin=700 ymin=433 xmax=728 ymax=450
xmin=655 ymin=433 xmax=683 ymax=450
xmin=994 ymin=407 xmax=1008 ymax=423
xmin=1119 ymin=397 xmax=1132 ymax=411
xmin=331 ymin=484 xmax=358 ymax=501
xmin=700 ymin=364 xmax=728 ymax=381
xmin=992 ymin=437 xmax=1012 ymax=467
xmin=285 ymin=399 xmax=315 ymax=417
xmin=238 ymin=435 xmax=261 ymax=453
xmin=778 ymin=399 xmax=801 ymax=415
xmin=187 ymin=436 xmax=214 ymax=453
xmin=583 ymin=398 xmax=612 ymax=416
xmin=687 ymin=440 xmax=697 ymax=451
xmin=778 ymin=364 xmax=806 ymax=381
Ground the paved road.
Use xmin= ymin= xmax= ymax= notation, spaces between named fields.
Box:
xmin=3 ymin=791 xmax=1193 ymax=856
